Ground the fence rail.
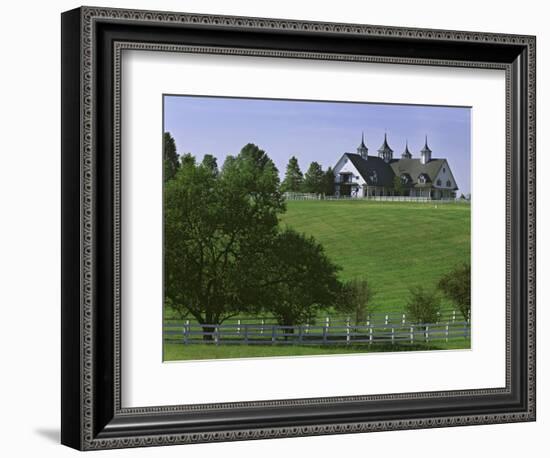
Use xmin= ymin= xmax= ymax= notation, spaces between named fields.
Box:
xmin=283 ymin=192 xmax=469 ymax=203
xmin=164 ymin=320 xmax=470 ymax=346
xmin=164 ymin=309 xmax=469 ymax=328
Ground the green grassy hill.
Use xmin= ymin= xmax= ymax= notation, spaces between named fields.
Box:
xmin=279 ymin=200 xmax=470 ymax=312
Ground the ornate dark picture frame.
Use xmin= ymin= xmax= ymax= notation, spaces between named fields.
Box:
xmin=61 ymin=6 xmax=536 ymax=451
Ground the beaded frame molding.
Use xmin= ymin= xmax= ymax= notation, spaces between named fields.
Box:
xmin=61 ymin=6 xmax=536 ymax=451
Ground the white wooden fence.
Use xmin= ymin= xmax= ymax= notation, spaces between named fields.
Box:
xmin=282 ymin=192 xmax=468 ymax=203
xmin=164 ymin=320 xmax=470 ymax=346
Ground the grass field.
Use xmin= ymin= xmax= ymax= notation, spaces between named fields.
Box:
xmin=164 ymin=200 xmax=470 ymax=360
xmin=280 ymin=200 xmax=470 ymax=312
xmin=164 ymin=338 xmax=471 ymax=361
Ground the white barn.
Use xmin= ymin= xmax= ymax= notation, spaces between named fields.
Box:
xmin=333 ymin=134 xmax=459 ymax=199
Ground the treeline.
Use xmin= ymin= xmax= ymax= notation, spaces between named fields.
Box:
xmin=281 ymin=156 xmax=335 ymax=195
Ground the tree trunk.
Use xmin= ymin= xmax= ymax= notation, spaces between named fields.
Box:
xmin=201 ymin=325 xmax=214 ymax=341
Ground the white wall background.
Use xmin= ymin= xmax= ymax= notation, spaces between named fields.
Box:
xmin=0 ymin=0 xmax=545 ymax=456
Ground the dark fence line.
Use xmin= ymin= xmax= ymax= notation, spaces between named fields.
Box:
xmin=164 ymin=321 xmax=470 ymax=346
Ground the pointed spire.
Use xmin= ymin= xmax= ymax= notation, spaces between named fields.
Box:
xmin=421 ymin=135 xmax=432 ymax=154
xmin=357 ymin=132 xmax=368 ymax=159
xmin=420 ymin=135 xmax=432 ymax=164
xmin=377 ymin=132 xmax=394 ymax=163
xmin=378 ymin=133 xmax=391 ymax=152
xmin=402 ymin=139 xmax=412 ymax=159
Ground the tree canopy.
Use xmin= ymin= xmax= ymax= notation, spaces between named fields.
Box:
xmin=336 ymin=278 xmax=375 ymax=325
xmin=163 ymin=132 xmax=179 ymax=182
xmin=281 ymin=156 xmax=304 ymax=193
xmin=322 ymin=167 xmax=336 ymax=196
xmin=201 ymin=154 xmax=218 ymax=176
xmin=438 ymin=263 xmax=471 ymax=320
xmin=405 ymin=286 xmax=441 ymax=328
xmin=302 ymin=161 xmax=325 ymax=194
xmin=260 ymin=228 xmax=341 ymax=327
xmin=164 ymin=144 xmax=284 ymax=332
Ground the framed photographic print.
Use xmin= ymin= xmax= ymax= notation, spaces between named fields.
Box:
xmin=61 ymin=6 xmax=536 ymax=450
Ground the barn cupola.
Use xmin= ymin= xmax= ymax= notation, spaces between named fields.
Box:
xmin=401 ymin=140 xmax=412 ymax=159
xmin=377 ymin=133 xmax=394 ymax=163
xmin=356 ymin=132 xmax=368 ymax=159
xmin=420 ymin=135 xmax=432 ymax=164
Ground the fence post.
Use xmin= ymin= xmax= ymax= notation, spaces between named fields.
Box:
xmin=237 ymin=319 xmax=241 ymax=335
xmin=323 ymin=324 xmax=328 ymax=345
xmin=402 ymin=314 xmax=406 ymax=325
xmin=244 ymin=324 xmax=248 ymax=344
xmin=452 ymin=310 xmax=456 ymax=323
xmin=445 ymin=323 xmax=449 ymax=343
xmin=425 ymin=325 xmax=429 ymax=343
xmin=183 ymin=319 xmax=189 ymax=345
xmin=298 ymin=325 xmax=303 ymax=344
xmin=369 ymin=325 xmax=373 ymax=345
xmin=260 ymin=319 xmax=265 ymax=335
xmin=385 ymin=314 xmax=389 ymax=326
xmin=346 ymin=317 xmax=350 ymax=344
xmin=391 ymin=326 xmax=395 ymax=345
xmin=410 ymin=326 xmax=414 ymax=344
xmin=215 ymin=325 xmax=220 ymax=346
xmin=305 ymin=323 xmax=310 ymax=334
xmin=271 ymin=325 xmax=276 ymax=344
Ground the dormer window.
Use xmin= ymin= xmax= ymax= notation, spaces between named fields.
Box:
xmin=400 ymin=174 xmax=409 ymax=184
xmin=418 ymin=174 xmax=428 ymax=185
xmin=367 ymin=170 xmax=378 ymax=184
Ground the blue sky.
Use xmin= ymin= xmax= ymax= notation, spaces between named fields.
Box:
xmin=164 ymin=95 xmax=471 ymax=194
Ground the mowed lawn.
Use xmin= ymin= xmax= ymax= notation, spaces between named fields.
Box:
xmin=279 ymin=200 xmax=470 ymax=312
xmin=164 ymin=338 xmax=471 ymax=361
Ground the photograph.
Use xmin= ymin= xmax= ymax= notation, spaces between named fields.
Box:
xmin=162 ymin=95 xmax=472 ymax=361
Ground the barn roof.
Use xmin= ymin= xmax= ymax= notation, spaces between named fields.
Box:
xmin=390 ymin=158 xmax=445 ymax=186
xmin=338 ymin=154 xmax=452 ymax=189
xmin=343 ymin=153 xmax=395 ymax=187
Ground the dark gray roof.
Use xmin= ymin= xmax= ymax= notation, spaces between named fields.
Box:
xmin=344 ymin=154 xmax=396 ymax=187
xmin=390 ymin=158 xmax=444 ymax=187
xmin=340 ymin=154 xmax=451 ymax=189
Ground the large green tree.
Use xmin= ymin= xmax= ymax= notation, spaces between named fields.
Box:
xmin=163 ymin=132 xmax=179 ymax=182
xmin=302 ymin=161 xmax=325 ymax=194
xmin=438 ymin=263 xmax=471 ymax=320
xmin=260 ymin=228 xmax=341 ymax=329
xmin=164 ymin=144 xmax=285 ymax=337
xmin=281 ymin=156 xmax=303 ymax=193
